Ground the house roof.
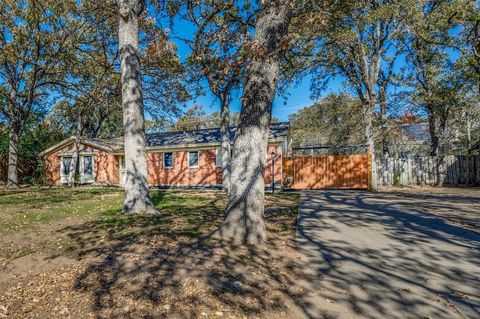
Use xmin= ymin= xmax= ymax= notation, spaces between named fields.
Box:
xmin=145 ymin=122 xmax=290 ymax=149
xmin=399 ymin=123 xmax=430 ymax=142
xmin=41 ymin=122 xmax=290 ymax=156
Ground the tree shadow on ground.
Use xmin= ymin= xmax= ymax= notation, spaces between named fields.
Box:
xmin=297 ymin=190 xmax=480 ymax=319
xmin=57 ymin=192 xmax=312 ymax=318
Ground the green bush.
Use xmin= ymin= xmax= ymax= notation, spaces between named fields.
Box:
xmin=393 ymin=171 xmax=402 ymax=187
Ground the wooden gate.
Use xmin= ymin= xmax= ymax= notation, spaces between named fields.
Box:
xmin=282 ymin=155 xmax=370 ymax=189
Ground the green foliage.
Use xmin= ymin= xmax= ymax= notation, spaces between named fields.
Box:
xmin=147 ymin=105 xmax=244 ymax=132
xmin=402 ymin=0 xmax=479 ymax=155
xmin=0 ymin=0 xmax=86 ymax=125
xmin=289 ymin=93 xmax=365 ymax=153
xmin=393 ymin=171 xmax=402 ymax=187
xmin=0 ymin=113 xmax=66 ymax=184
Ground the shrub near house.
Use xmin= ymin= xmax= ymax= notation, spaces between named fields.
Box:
xmin=40 ymin=123 xmax=290 ymax=188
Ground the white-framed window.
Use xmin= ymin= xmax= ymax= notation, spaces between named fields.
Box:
xmin=188 ymin=151 xmax=199 ymax=167
xmin=163 ymin=152 xmax=174 ymax=168
xmin=215 ymin=148 xmax=222 ymax=167
xmin=79 ymin=155 xmax=95 ymax=183
xmin=60 ymin=156 xmax=72 ymax=184
xmin=119 ymin=155 xmax=125 ymax=169
xmin=118 ymin=155 xmax=126 ymax=186
xmin=61 ymin=157 xmax=72 ymax=177
xmin=83 ymin=156 xmax=93 ymax=175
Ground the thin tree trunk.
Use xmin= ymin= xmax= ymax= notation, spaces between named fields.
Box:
xmin=364 ymin=100 xmax=378 ymax=191
xmin=379 ymin=87 xmax=389 ymax=156
xmin=69 ymin=114 xmax=82 ymax=188
xmin=436 ymin=110 xmax=448 ymax=186
xmin=215 ymin=1 xmax=292 ymax=244
xmin=7 ymin=124 xmax=22 ymax=188
xmin=220 ymin=95 xmax=231 ymax=194
xmin=427 ymin=105 xmax=439 ymax=156
xmin=118 ymin=0 xmax=157 ymax=214
xmin=466 ymin=113 xmax=471 ymax=155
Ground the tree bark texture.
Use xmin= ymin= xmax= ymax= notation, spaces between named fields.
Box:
xmin=379 ymin=87 xmax=389 ymax=156
xmin=69 ymin=114 xmax=82 ymax=188
xmin=220 ymin=96 xmax=231 ymax=194
xmin=7 ymin=124 xmax=21 ymax=188
xmin=427 ymin=105 xmax=440 ymax=156
xmin=118 ymin=0 xmax=157 ymax=214
xmin=216 ymin=1 xmax=292 ymax=244
xmin=364 ymin=101 xmax=378 ymax=191
xmin=435 ymin=105 xmax=450 ymax=186
xmin=427 ymin=104 xmax=449 ymax=157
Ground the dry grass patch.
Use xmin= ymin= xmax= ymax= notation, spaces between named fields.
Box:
xmin=0 ymin=188 xmax=307 ymax=319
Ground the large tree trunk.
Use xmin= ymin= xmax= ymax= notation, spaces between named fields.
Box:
xmin=364 ymin=100 xmax=378 ymax=191
xmin=6 ymin=124 xmax=22 ymax=188
xmin=215 ymin=1 xmax=292 ymax=245
xmin=118 ymin=0 xmax=157 ymax=214
xmin=220 ymin=96 xmax=231 ymax=194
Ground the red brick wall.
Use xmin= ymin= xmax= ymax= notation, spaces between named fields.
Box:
xmin=95 ymin=151 xmax=119 ymax=185
xmin=147 ymin=149 xmax=219 ymax=186
xmin=44 ymin=143 xmax=285 ymax=187
xmin=147 ymin=144 xmax=284 ymax=187
xmin=44 ymin=152 xmax=61 ymax=185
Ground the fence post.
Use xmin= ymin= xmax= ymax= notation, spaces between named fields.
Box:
xmin=474 ymin=155 xmax=480 ymax=186
xmin=367 ymin=152 xmax=372 ymax=190
xmin=436 ymin=155 xmax=446 ymax=186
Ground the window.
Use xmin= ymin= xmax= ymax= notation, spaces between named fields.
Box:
xmin=188 ymin=151 xmax=199 ymax=167
xmin=215 ymin=149 xmax=222 ymax=167
xmin=62 ymin=157 xmax=72 ymax=176
xmin=84 ymin=156 xmax=93 ymax=175
xmin=119 ymin=156 xmax=125 ymax=169
xmin=163 ymin=152 xmax=173 ymax=168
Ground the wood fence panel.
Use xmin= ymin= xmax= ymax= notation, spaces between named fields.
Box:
xmin=376 ymin=155 xmax=480 ymax=186
xmin=283 ymin=154 xmax=369 ymax=189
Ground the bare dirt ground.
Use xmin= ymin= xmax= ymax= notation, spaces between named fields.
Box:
xmin=0 ymin=188 xmax=306 ymax=319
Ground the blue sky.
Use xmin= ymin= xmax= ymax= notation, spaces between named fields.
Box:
xmin=162 ymin=14 xmax=346 ymax=122
xmin=184 ymin=75 xmax=345 ymax=122
xmin=185 ymin=73 xmax=348 ymax=122
xmin=156 ymin=7 xmax=464 ymax=122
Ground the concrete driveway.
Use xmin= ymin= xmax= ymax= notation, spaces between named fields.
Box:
xmin=296 ymin=190 xmax=480 ymax=319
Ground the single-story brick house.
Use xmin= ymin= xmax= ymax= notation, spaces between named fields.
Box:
xmin=40 ymin=122 xmax=290 ymax=188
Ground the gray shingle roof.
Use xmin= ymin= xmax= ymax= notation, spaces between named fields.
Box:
xmin=399 ymin=123 xmax=430 ymax=142
xmin=145 ymin=122 xmax=289 ymax=148
xmin=94 ymin=122 xmax=289 ymax=151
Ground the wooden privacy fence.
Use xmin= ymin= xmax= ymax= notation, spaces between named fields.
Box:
xmin=376 ymin=155 xmax=480 ymax=186
xmin=283 ymin=154 xmax=370 ymax=189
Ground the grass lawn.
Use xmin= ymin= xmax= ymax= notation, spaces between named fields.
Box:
xmin=0 ymin=187 xmax=304 ymax=319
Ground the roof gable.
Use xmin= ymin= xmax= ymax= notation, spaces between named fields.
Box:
xmin=39 ymin=137 xmax=118 ymax=157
